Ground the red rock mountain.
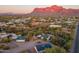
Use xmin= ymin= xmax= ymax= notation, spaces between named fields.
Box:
xmin=33 ymin=5 xmax=64 ymax=13
xmin=30 ymin=5 xmax=79 ymax=16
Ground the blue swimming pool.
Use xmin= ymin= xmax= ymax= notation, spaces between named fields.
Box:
xmin=16 ymin=35 xmax=25 ymax=40
xmin=36 ymin=43 xmax=52 ymax=52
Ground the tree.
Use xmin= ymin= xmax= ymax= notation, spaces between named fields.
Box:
xmin=3 ymin=46 xmax=10 ymax=50
xmin=1 ymin=38 xmax=12 ymax=43
xmin=44 ymin=46 xmax=67 ymax=53
xmin=64 ymin=40 xmax=72 ymax=51
xmin=0 ymin=45 xmax=10 ymax=50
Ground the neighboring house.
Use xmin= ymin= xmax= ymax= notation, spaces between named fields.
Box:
xmin=0 ymin=33 xmax=26 ymax=42
xmin=36 ymin=33 xmax=52 ymax=41
xmin=6 ymin=22 xmax=14 ymax=25
xmin=0 ymin=22 xmax=7 ymax=27
xmin=8 ymin=33 xmax=17 ymax=40
xmin=0 ymin=33 xmax=17 ymax=39
xmin=0 ymin=33 xmax=9 ymax=39
xmin=49 ymin=24 xmax=62 ymax=28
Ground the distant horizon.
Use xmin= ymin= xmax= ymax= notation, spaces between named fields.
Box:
xmin=0 ymin=5 xmax=79 ymax=14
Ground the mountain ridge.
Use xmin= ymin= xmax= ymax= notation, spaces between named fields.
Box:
xmin=0 ymin=5 xmax=79 ymax=16
xmin=30 ymin=5 xmax=79 ymax=16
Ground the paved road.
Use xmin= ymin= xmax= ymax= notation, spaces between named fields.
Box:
xmin=3 ymin=42 xmax=35 ymax=53
xmin=71 ymin=22 xmax=79 ymax=53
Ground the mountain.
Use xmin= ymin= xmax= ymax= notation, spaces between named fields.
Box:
xmin=30 ymin=5 xmax=79 ymax=16
xmin=0 ymin=5 xmax=79 ymax=16
xmin=0 ymin=13 xmax=27 ymax=16
xmin=33 ymin=5 xmax=64 ymax=13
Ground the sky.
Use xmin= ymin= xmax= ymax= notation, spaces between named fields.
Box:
xmin=0 ymin=5 xmax=79 ymax=14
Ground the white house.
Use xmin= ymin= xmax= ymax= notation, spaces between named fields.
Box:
xmin=49 ymin=25 xmax=62 ymax=28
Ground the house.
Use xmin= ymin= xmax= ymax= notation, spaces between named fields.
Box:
xmin=0 ymin=33 xmax=9 ymax=39
xmin=36 ymin=33 xmax=52 ymax=41
xmin=31 ymin=21 xmax=40 ymax=26
xmin=6 ymin=22 xmax=14 ymax=25
xmin=0 ymin=22 xmax=7 ymax=27
xmin=8 ymin=33 xmax=17 ymax=40
xmin=49 ymin=24 xmax=62 ymax=28
xmin=8 ymin=34 xmax=26 ymax=42
xmin=0 ymin=33 xmax=26 ymax=42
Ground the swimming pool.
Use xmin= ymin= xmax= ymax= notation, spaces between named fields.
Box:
xmin=35 ymin=43 xmax=52 ymax=52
